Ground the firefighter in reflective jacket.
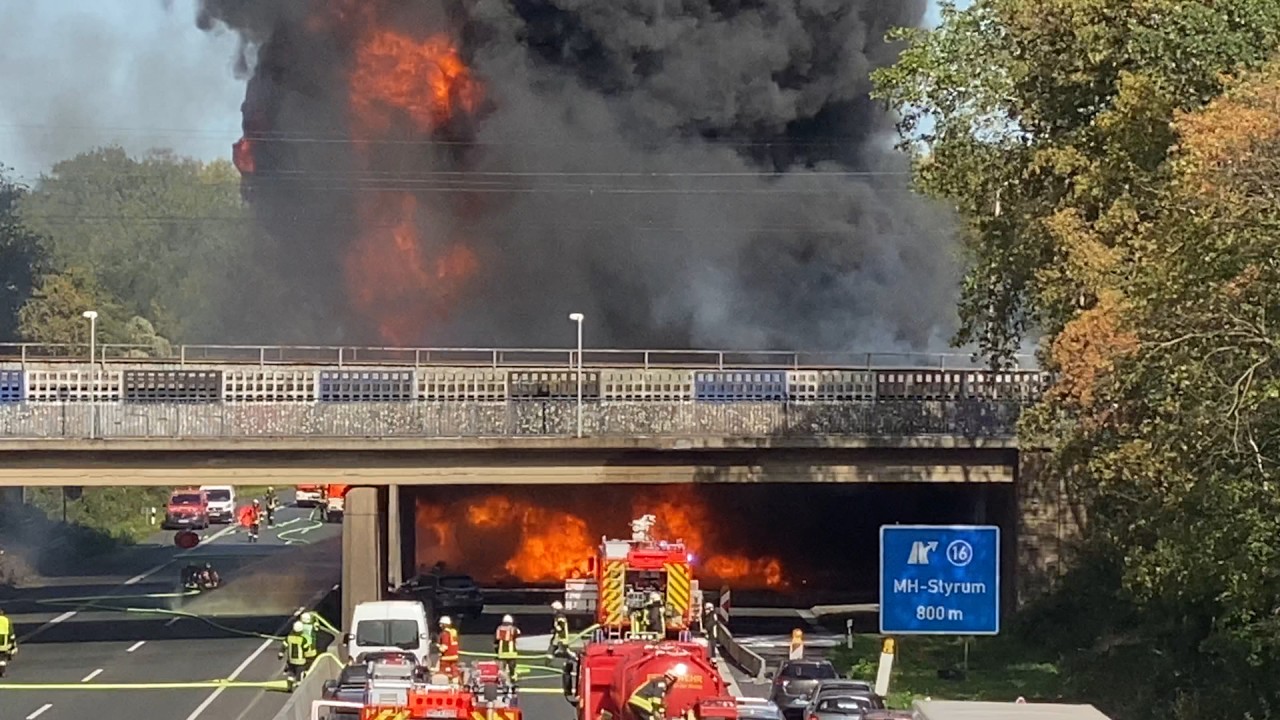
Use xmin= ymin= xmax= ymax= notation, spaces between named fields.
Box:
xmin=0 ymin=607 xmax=15 ymax=658
xmin=298 ymin=612 xmax=319 ymax=666
xmin=628 ymin=664 xmax=685 ymax=720
xmin=549 ymin=601 xmax=570 ymax=658
xmin=495 ymin=614 xmax=521 ymax=681
xmin=279 ymin=621 xmax=309 ymax=688
xmin=438 ymin=616 xmax=460 ymax=680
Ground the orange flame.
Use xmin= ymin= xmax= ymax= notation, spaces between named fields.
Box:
xmin=344 ymin=192 xmax=478 ymax=344
xmin=339 ymin=22 xmax=483 ymax=344
xmin=416 ymin=490 xmax=787 ymax=589
xmin=232 ymin=137 xmax=255 ymax=174
xmin=350 ymin=30 xmax=481 ymax=135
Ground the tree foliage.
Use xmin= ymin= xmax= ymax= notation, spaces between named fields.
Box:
xmin=17 ymin=146 xmax=260 ymax=343
xmin=0 ymin=169 xmax=45 ymax=343
xmin=877 ymin=2 xmax=1280 ymax=717
xmin=873 ymin=0 xmax=1280 ymax=362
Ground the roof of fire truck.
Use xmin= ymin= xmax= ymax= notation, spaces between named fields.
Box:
xmin=597 ymin=515 xmax=693 ymax=570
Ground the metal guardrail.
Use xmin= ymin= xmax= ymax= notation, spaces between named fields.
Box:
xmin=0 ymin=342 xmax=1038 ymax=370
xmin=0 ymin=400 xmax=1025 ymax=439
xmin=716 ymin=619 xmax=766 ymax=681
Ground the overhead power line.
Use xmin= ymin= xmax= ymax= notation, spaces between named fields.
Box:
xmin=0 ymin=123 xmax=899 ymax=150
xmin=16 ymin=213 xmax=868 ymax=236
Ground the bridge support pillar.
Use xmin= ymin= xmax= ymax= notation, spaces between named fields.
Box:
xmin=387 ymin=483 xmax=402 ymax=590
xmin=342 ymin=486 xmax=384 ymax=630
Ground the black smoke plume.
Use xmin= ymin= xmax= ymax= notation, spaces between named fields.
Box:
xmin=196 ymin=0 xmax=958 ymax=351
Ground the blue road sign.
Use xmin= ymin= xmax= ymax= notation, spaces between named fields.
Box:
xmin=880 ymin=525 xmax=1000 ymax=635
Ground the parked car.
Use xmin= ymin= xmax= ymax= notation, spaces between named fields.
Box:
xmin=392 ymin=572 xmax=485 ymax=617
xmin=767 ymin=660 xmax=841 ymax=720
xmin=162 ymin=488 xmax=210 ymax=530
xmin=200 ymin=485 xmax=236 ymax=524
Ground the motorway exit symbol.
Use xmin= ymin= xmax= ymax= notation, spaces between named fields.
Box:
xmin=880 ymin=525 xmax=999 ymax=635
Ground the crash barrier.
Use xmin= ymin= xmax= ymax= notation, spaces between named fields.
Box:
xmin=273 ymin=653 xmax=344 ymax=720
xmin=715 ymin=619 xmax=766 ymax=681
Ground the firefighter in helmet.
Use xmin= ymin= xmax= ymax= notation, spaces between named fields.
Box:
xmin=279 ymin=621 xmax=309 ymax=689
xmin=549 ymin=600 xmax=571 ymax=659
xmin=437 ymin=616 xmax=460 ymax=681
xmin=628 ymin=663 xmax=685 ymax=720
xmin=298 ymin=612 xmax=319 ymax=667
xmin=495 ymin=614 xmax=521 ymax=682
xmin=701 ymin=602 xmax=718 ymax=658
xmin=645 ymin=591 xmax=665 ymax=638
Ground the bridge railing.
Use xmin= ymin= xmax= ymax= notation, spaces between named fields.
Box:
xmin=0 ymin=342 xmax=1039 ymax=370
xmin=0 ymin=400 xmax=1026 ymax=439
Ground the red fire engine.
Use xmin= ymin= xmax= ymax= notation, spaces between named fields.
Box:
xmin=315 ymin=656 xmax=522 ymax=720
xmin=560 ymin=516 xmax=736 ymax=720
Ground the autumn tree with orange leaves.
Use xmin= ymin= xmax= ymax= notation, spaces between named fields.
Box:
xmin=875 ymin=2 xmax=1280 ymax=717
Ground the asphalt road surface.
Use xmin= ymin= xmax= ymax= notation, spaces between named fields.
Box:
xmin=1 ymin=495 xmax=341 ymax=720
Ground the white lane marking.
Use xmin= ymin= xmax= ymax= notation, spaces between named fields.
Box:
xmin=27 ymin=704 xmax=53 ymax=720
xmin=21 ymin=522 xmax=240 ymax=642
xmin=81 ymin=668 xmax=104 ymax=682
xmin=165 ymin=617 xmax=181 ymax=627
xmin=19 ymin=609 xmax=78 ymax=642
xmin=183 ymin=637 xmax=274 ymax=720
xmin=125 ymin=561 xmax=172 ymax=586
xmin=126 ymin=640 xmax=146 ymax=653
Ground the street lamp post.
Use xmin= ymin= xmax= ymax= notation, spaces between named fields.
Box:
xmin=82 ymin=310 xmax=98 ymax=440
xmin=82 ymin=310 xmax=98 ymax=366
xmin=569 ymin=313 xmax=584 ymax=438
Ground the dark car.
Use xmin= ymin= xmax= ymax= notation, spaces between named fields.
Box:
xmin=394 ymin=573 xmax=485 ymax=617
xmin=808 ymin=680 xmax=880 ymax=708
xmin=322 ymin=664 xmax=368 ymax=717
xmin=321 ymin=650 xmax=423 ymax=715
xmin=767 ymin=660 xmax=841 ymax=720
xmin=807 ymin=695 xmax=882 ymax=720
xmin=803 ymin=687 xmax=886 ymax=720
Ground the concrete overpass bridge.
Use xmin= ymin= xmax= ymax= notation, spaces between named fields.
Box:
xmin=0 ymin=344 xmax=1059 ymax=622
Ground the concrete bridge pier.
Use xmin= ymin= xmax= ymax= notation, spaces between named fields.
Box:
xmin=340 ymin=484 xmax=410 ymax=630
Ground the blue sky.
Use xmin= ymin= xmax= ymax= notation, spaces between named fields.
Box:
xmin=0 ymin=0 xmax=963 ymax=180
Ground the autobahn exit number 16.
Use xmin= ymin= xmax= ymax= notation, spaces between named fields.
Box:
xmin=879 ymin=525 xmax=1000 ymax=635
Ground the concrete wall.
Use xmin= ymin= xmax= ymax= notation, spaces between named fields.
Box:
xmin=1015 ymin=451 xmax=1080 ymax=604
xmin=341 ymin=486 xmax=385 ymax=630
xmin=0 ymin=442 xmax=1018 ymax=486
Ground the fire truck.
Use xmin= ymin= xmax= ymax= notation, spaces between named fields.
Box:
xmin=562 ymin=514 xmax=704 ymax=635
xmin=313 ymin=655 xmax=522 ymax=720
xmin=322 ymin=484 xmax=350 ymax=523
xmin=560 ymin=516 xmax=736 ymax=720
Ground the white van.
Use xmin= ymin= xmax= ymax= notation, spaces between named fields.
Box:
xmin=200 ymin=485 xmax=237 ymax=524
xmin=346 ymin=600 xmax=432 ymax=666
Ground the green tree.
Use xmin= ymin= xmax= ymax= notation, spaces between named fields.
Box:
xmin=1018 ymin=61 xmax=1280 ymax=719
xmin=0 ymin=168 xmax=46 ymax=342
xmin=17 ymin=267 xmax=131 ymax=350
xmin=872 ymin=0 xmax=1280 ymax=362
xmin=18 ymin=146 xmax=259 ymax=343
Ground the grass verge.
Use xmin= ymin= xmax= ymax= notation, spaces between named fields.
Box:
xmin=830 ymin=633 xmax=1066 ymax=709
